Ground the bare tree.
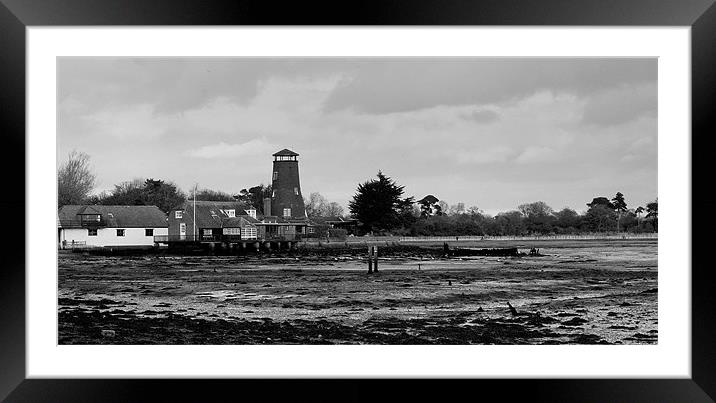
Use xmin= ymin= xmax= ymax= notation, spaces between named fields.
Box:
xmin=57 ymin=150 xmax=96 ymax=207
xmin=304 ymin=192 xmax=345 ymax=217
xmin=304 ymin=192 xmax=326 ymax=217
xmin=448 ymin=202 xmax=466 ymax=216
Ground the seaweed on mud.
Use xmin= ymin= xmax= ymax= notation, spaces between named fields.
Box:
xmin=571 ymin=334 xmax=608 ymax=344
xmin=561 ymin=317 xmax=588 ymax=326
xmin=58 ymin=297 xmax=123 ymax=307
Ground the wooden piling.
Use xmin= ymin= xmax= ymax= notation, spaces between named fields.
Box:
xmin=373 ymin=246 xmax=378 ymax=272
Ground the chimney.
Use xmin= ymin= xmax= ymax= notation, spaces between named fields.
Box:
xmin=263 ymin=197 xmax=272 ymax=217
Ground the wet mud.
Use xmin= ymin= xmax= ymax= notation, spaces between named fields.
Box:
xmin=58 ymin=239 xmax=657 ymax=345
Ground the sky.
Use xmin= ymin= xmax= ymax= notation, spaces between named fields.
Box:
xmin=57 ymin=57 xmax=657 ymax=215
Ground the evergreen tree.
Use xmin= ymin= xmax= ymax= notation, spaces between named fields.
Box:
xmin=587 ymin=197 xmax=615 ymax=210
xmin=646 ymin=199 xmax=658 ymax=232
xmin=611 ymin=192 xmax=627 ymax=231
xmin=190 ymin=188 xmax=236 ymax=202
xmin=418 ymin=195 xmax=440 ymax=218
xmin=144 ymin=179 xmax=187 ymax=213
xmin=349 ymin=171 xmax=413 ymax=233
xmin=92 ymin=178 xmax=186 ymax=214
xmin=236 ymin=185 xmax=272 ymax=214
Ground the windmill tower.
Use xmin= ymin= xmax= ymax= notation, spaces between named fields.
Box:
xmin=269 ymin=149 xmax=306 ymax=218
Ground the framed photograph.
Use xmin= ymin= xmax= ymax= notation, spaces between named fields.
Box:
xmin=3 ymin=0 xmax=715 ymax=401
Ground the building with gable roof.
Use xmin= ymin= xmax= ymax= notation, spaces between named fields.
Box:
xmin=167 ymin=200 xmax=257 ymax=241
xmin=57 ymin=205 xmax=168 ymax=249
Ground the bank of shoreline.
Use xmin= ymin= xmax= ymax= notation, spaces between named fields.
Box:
xmin=61 ymin=237 xmax=657 ymax=257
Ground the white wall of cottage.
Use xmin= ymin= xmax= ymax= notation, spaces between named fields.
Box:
xmin=59 ymin=227 xmax=168 ymax=248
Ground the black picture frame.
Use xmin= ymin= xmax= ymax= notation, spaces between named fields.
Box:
xmin=1 ymin=0 xmax=714 ymax=401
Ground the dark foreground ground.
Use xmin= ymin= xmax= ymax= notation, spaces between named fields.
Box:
xmin=58 ymin=239 xmax=657 ymax=344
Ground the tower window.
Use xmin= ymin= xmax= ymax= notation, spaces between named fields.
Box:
xmin=294 ymin=187 xmax=299 ymax=195
xmin=283 ymin=208 xmax=291 ymax=218
xmin=175 ymin=211 xmax=182 ymax=219
xmin=273 ymin=171 xmax=278 ymax=181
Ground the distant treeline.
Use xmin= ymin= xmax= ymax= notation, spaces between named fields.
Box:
xmin=395 ymin=203 xmax=657 ymax=237
xmin=347 ymin=172 xmax=657 ymax=236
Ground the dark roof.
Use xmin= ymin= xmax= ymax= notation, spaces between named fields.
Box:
xmin=222 ymin=216 xmax=258 ymax=228
xmin=176 ymin=201 xmax=253 ymax=228
xmin=58 ymin=205 xmax=167 ymax=228
xmin=180 ymin=201 xmax=251 ymax=212
xmin=184 ymin=200 xmax=252 ymax=208
xmin=255 ymin=216 xmax=308 ymax=226
xmin=76 ymin=205 xmax=102 ymax=215
xmin=237 ymin=214 xmax=260 ymax=224
xmin=272 ymin=148 xmax=299 ymax=157
xmin=191 ymin=205 xmax=224 ymax=228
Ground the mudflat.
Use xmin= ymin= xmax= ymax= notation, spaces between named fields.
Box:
xmin=58 ymin=239 xmax=657 ymax=344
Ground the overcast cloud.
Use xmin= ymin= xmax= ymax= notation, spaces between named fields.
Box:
xmin=57 ymin=57 xmax=657 ymax=214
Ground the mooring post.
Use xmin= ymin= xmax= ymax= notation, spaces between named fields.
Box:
xmin=373 ymin=246 xmax=378 ymax=272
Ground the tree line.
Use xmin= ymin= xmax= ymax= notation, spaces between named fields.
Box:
xmin=58 ymin=151 xmax=657 ymax=235
xmin=57 ymin=151 xmax=274 ymax=214
xmin=347 ymin=172 xmax=658 ymax=236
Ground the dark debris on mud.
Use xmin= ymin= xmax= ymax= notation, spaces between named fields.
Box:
xmin=59 ymin=307 xmax=609 ymax=345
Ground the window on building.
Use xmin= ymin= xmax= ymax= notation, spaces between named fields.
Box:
xmin=88 ymin=229 xmax=98 ymax=236
xmin=175 ymin=211 xmax=182 ymax=219
xmin=145 ymin=229 xmax=154 ymax=236
xmin=283 ymin=208 xmax=291 ymax=218
xmin=294 ymin=187 xmax=299 ymax=195
xmin=203 ymin=229 xmax=213 ymax=235
xmin=272 ymin=190 xmax=276 ymax=197
xmin=226 ymin=209 xmax=235 ymax=217
xmin=241 ymin=226 xmax=257 ymax=240
xmin=79 ymin=214 xmax=101 ymax=224
xmin=246 ymin=209 xmax=256 ymax=219
xmin=223 ymin=227 xmax=241 ymax=235
xmin=273 ymin=171 xmax=278 ymax=180
xmin=116 ymin=229 xmax=125 ymax=237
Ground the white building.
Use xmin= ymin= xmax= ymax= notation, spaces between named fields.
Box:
xmin=58 ymin=205 xmax=168 ymax=249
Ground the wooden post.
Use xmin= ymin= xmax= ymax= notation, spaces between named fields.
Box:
xmin=368 ymin=246 xmax=373 ymax=273
xmin=373 ymin=246 xmax=378 ymax=272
